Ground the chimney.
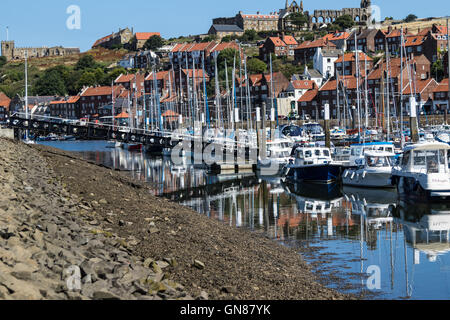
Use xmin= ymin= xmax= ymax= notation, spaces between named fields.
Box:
xmin=388 ymin=26 xmax=392 ymax=34
xmin=257 ymin=11 xmax=260 ymax=15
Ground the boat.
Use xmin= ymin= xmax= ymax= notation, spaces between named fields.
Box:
xmin=348 ymin=142 xmax=396 ymax=167
xmin=391 ymin=142 xmax=450 ymax=202
xmin=342 ymin=150 xmax=396 ymax=188
xmin=301 ymin=122 xmax=325 ymax=141
xmin=284 ymin=145 xmax=342 ymax=184
xmin=330 ymin=127 xmax=347 ymax=140
xmin=257 ymin=138 xmax=293 ymax=175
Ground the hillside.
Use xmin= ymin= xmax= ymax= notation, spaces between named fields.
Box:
xmin=0 ymin=48 xmax=130 ymax=99
xmin=381 ymin=17 xmax=448 ymax=34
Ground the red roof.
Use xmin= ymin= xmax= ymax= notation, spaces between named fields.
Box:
xmin=402 ymin=78 xmax=437 ymax=95
xmin=434 ymin=25 xmax=449 ymax=35
xmin=320 ymin=76 xmax=359 ymax=91
xmin=291 ymin=80 xmax=316 ymax=90
xmin=135 ymin=32 xmax=161 ymax=41
xmin=115 ymin=74 xmax=136 ymax=83
xmin=269 ymin=37 xmax=286 ymax=47
xmin=182 ymin=69 xmax=209 ymax=79
xmin=323 ymin=32 xmax=350 ymax=42
xmin=0 ymin=92 xmax=11 ymax=109
xmin=296 ymin=38 xmax=336 ymax=50
xmin=335 ymin=52 xmax=372 ymax=63
xmin=162 ymin=109 xmax=179 ymax=117
xmin=81 ymin=85 xmax=128 ymax=98
xmin=404 ymin=35 xmax=426 ymax=47
xmin=298 ymin=89 xmax=319 ymax=102
xmin=433 ymin=79 xmax=449 ymax=93
xmin=282 ymin=36 xmax=298 ymax=46
xmin=145 ymin=71 xmax=170 ymax=81
xmin=93 ymin=33 xmax=113 ymax=48
xmin=67 ymin=96 xmax=80 ymax=103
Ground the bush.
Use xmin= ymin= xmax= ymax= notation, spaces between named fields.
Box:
xmin=404 ymin=14 xmax=418 ymax=23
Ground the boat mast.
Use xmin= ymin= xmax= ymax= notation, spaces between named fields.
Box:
xmin=400 ymin=27 xmax=405 ymax=148
xmin=25 ymin=51 xmax=29 ymax=140
xmin=386 ymin=42 xmax=391 ymax=142
xmin=202 ymin=52 xmax=210 ymax=129
xmin=355 ymin=32 xmax=361 ymax=142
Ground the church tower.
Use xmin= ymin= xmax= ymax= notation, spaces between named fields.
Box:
xmin=360 ymin=0 xmax=371 ymax=9
xmin=1 ymin=41 xmax=14 ymax=61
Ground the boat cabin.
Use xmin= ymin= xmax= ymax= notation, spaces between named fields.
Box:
xmin=400 ymin=143 xmax=450 ymax=174
xmin=293 ymin=147 xmax=332 ymax=166
xmin=349 ymin=142 xmax=395 ymax=166
xmin=363 ymin=151 xmax=394 ymax=169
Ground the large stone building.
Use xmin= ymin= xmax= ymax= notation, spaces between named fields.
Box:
xmin=1 ymin=41 xmax=80 ymax=61
xmin=211 ymin=0 xmax=372 ymax=34
xmin=92 ymin=28 xmax=134 ymax=49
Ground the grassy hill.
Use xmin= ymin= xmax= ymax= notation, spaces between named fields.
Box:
xmin=381 ymin=17 xmax=448 ymax=34
xmin=0 ymin=48 xmax=129 ymax=98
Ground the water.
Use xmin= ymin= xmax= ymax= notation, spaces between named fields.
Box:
xmin=39 ymin=140 xmax=450 ymax=300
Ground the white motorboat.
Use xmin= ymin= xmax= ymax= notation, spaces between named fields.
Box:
xmin=348 ymin=142 xmax=396 ymax=167
xmin=392 ymin=142 xmax=450 ymax=201
xmin=343 ymin=151 xmax=396 ymax=188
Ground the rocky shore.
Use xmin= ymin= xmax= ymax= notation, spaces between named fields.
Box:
xmin=0 ymin=138 xmax=352 ymax=300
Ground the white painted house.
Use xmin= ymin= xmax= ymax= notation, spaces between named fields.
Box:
xmin=313 ymin=47 xmax=342 ymax=80
xmin=118 ymin=54 xmax=135 ymax=69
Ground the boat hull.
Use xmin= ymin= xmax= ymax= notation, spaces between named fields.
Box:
xmin=343 ymin=171 xmax=394 ymax=188
xmin=392 ymin=175 xmax=450 ymax=202
xmin=286 ymin=164 xmax=342 ymax=184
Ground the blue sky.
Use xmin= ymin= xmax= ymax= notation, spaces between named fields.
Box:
xmin=0 ymin=0 xmax=448 ymax=52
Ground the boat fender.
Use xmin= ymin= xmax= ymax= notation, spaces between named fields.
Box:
xmin=362 ymin=171 xmax=367 ymax=179
xmin=351 ymin=172 xmax=355 ymax=180
xmin=344 ymin=170 xmax=349 ymax=178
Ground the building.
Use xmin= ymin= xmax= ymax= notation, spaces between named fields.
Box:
xmin=335 ymin=52 xmax=373 ymax=77
xmin=433 ymin=79 xmax=449 ymax=113
xmin=322 ymin=31 xmax=351 ymax=50
xmin=118 ymin=54 xmax=136 ymax=69
xmin=1 ymin=41 xmax=80 ymax=62
xmin=294 ymin=38 xmax=336 ymax=63
xmin=79 ymin=86 xmax=129 ymax=118
xmin=401 ymin=78 xmax=438 ymax=113
xmin=49 ymin=96 xmax=81 ymax=119
xmin=259 ymin=35 xmax=298 ymax=61
xmin=285 ymin=79 xmax=317 ymax=101
xmin=133 ymin=32 xmax=161 ymax=50
xmin=313 ymin=47 xmax=343 ymax=80
xmin=347 ymin=28 xmax=379 ymax=54
xmin=92 ymin=28 xmax=134 ymax=49
xmin=0 ymin=92 xmax=11 ymax=122
xmin=319 ymin=76 xmax=360 ymax=119
xmin=211 ymin=1 xmax=372 ymax=34
xmin=208 ymin=25 xmax=244 ymax=40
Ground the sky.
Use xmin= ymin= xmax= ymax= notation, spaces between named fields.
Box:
xmin=0 ymin=0 xmax=449 ymax=52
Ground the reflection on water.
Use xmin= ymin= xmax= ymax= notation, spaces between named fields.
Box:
xmin=39 ymin=141 xmax=450 ymax=300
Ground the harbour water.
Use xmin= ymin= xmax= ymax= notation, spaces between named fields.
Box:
xmin=39 ymin=140 xmax=450 ymax=300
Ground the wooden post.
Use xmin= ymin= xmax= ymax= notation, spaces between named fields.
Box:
xmin=409 ymin=97 xmax=419 ymax=143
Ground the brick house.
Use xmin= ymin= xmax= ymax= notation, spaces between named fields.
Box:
xmin=297 ymin=88 xmax=320 ymax=119
xmin=335 ymin=52 xmax=373 ymax=77
xmin=208 ymin=25 xmax=244 ymax=40
xmin=259 ymin=35 xmax=298 ymax=61
xmin=144 ymin=71 xmax=172 ymax=96
xmin=294 ymin=38 xmax=336 ymax=64
xmin=432 ymin=79 xmax=449 ymax=113
xmin=347 ymin=28 xmax=379 ymax=54
xmin=79 ymin=86 xmax=129 ymax=119
xmin=322 ymin=31 xmax=350 ymax=50
xmin=49 ymin=96 xmax=81 ymax=119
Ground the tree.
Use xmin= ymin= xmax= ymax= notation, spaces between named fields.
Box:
xmin=75 ymin=55 xmax=98 ymax=71
xmin=34 ymin=69 xmax=66 ymax=96
xmin=0 ymin=56 xmax=6 ymax=69
xmin=432 ymin=60 xmax=445 ymax=82
xmin=217 ymin=48 xmax=240 ymax=70
xmin=247 ymin=58 xmax=267 ymax=74
xmin=288 ymin=12 xmax=309 ymax=29
xmin=77 ymin=71 xmax=97 ymax=89
xmin=334 ymin=15 xmax=355 ymax=29
xmin=404 ymin=14 xmax=418 ymax=23
xmin=143 ymin=35 xmax=164 ymax=51
xmin=240 ymin=30 xmax=261 ymax=42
